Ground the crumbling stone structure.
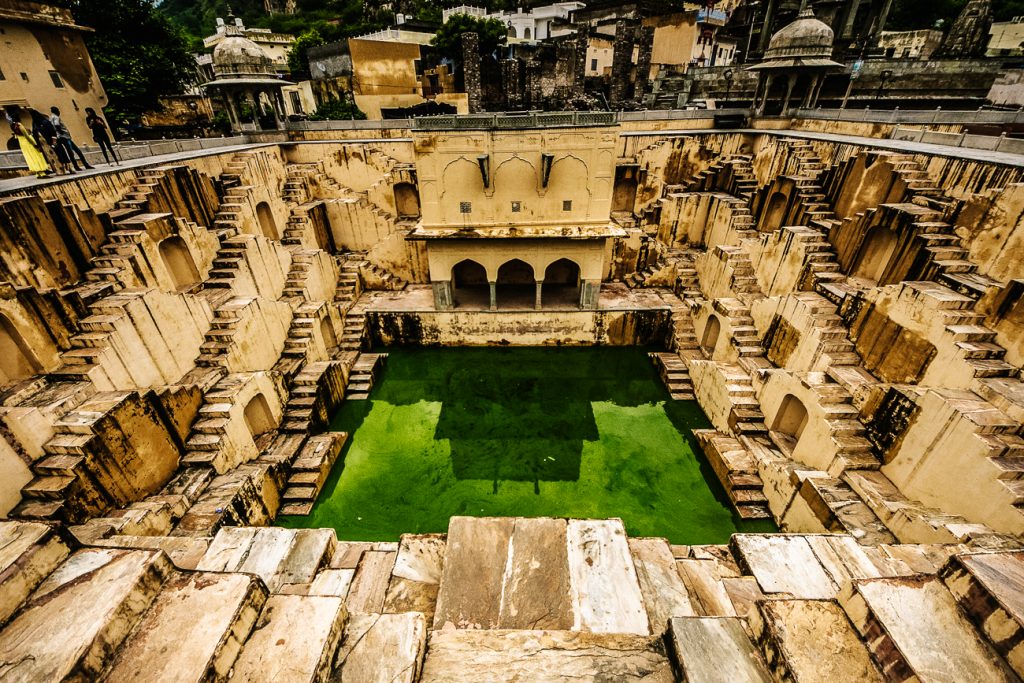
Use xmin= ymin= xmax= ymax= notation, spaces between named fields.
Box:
xmin=461 ymin=32 xmax=482 ymax=114
xmin=0 ymin=116 xmax=1021 ymax=680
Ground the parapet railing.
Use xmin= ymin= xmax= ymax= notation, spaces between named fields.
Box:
xmin=890 ymin=125 xmax=1024 ymax=155
xmin=286 ymin=118 xmax=414 ymax=131
xmin=414 ymin=111 xmax=618 ymax=129
xmin=0 ymin=134 xmax=251 ymax=170
xmin=792 ymin=106 xmax=1024 ymax=125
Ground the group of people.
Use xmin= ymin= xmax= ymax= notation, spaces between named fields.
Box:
xmin=8 ymin=107 xmax=118 ymax=179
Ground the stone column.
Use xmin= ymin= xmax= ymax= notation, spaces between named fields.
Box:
xmin=781 ymin=73 xmax=796 ymax=114
xmin=462 ymin=32 xmax=483 ymax=113
xmin=489 ymin=281 xmax=497 ymax=311
xmin=758 ymin=0 xmax=778 ymax=52
xmin=433 ymin=281 xmax=453 ymax=311
xmin=609 ymin=21 xmax=636 ymax=108
xmin=573 ymin=27 xmax=588 ymax=99
xmin=501 ymin=58 xmax=522 ymax=110
xmin=224 ymin=91 xmax=241 ymax=131
xmin=534 ymin=281 xmax=543 ymax=310
xmin=579 ymin=280 xmax=600 ymax=310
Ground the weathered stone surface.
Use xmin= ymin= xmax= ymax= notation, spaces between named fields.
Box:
xmin=498 ymin=517 xmax=573 ymax=630
xmin=230 ymin=594 xmax=347 ymax=683
xmin=419 ymin=629 xmax=674 ymax=682
xmin=668 ymin=616 xmax=772 ymax=683
xmin=105 ymin=571 xmax=267 ymax=682
xmin=839 ymin=575 xmax=1018 ymax=682
xmin=346 ymin=550 xmax=395 ymax=614
xmin=0 ymin=549 xmax=171 ymax=681
xmin=731 ymin=534 xmax=837 ymax=599
xmin=383 ymin=534 xmax=445 ymax=622
xmin=274 ymin=528 xmax=337 ymax=588
xmin=750 ymin=599 xmax=884 ymax=682
xmin=433 ymin=516 xmax=514 ymax=630
xmin=676 ymin=558 xmax=737 ymax=617
xmin=567 ymin=518 xmax=649 ymax=634
xmin=0 ymin=519 xmax=69 ymax=625
xmin=310 ymin=568 xmax=356 ymax=598
xmin=332 ymin=612 xmax=426 ymax=683
xmin=942 ymin=550 xmax=1024 ymax=677
xmin=629 ymin=537 xmax=696 ymax=633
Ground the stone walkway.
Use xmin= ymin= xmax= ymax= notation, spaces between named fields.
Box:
xmin=622 ymin=126 xmax=1024 ymax=168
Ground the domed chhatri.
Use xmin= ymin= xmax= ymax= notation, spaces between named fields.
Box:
xmin=747 ymin=7 xmax=844 ymax=114
xmin=203 ymin=20 xmax=291 ymax=131
xmin=764 ymin=7 xmax=836 ymax=61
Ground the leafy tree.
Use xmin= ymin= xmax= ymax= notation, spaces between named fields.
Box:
xmin=288 ymin=28 xmax=326 ymax=76
xmin=431 ymin=14 xmax=508 ymax=63
xmin=64 ymin=0 xmax=196 ymax=123
xmin=308 ymin=97 xmax=367 ymax=120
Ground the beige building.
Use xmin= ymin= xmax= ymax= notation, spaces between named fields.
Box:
xmin=0 ymin=0 xmax=108 ymax=143
xmin=988 ymin=16 xmax=1024 ymax=56
xmin=410 ymin=122 xmax=622 ymax=310
xmin=879 ymin=29 xmax=944 ymax=59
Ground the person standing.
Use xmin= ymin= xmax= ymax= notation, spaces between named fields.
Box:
xmin=49 ymin=106 xmax=93 ymax=171
xmin=30 ymin=110 xmax=73 ymax=175
xmin=84 ymin=108 xmax=117 ymax=165
xmin=11 ymin=121 xmax=53 ymax=178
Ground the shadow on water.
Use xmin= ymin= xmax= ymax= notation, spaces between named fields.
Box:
xmin=279 ymin=347 xmax=779 ymax=542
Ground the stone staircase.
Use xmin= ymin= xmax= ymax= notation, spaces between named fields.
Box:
xmin=210 ymin=183 xmax=250 ymax=237
xmin=278 ymin=360 xmax=347 ymax=434
xmin=335 ymin=254 xmax=363 ymax=307
xmin=684 ymin=154 xmax=758 ymax=201
xmin=346 ymin=352 xmax=387 ymax=400
xmin=111 ymin=167 xmax=170 ymax=219
xmin=2 ymin=515 xmax=1023 ymax=682
xmin=712 ymin=298 xmax=764 ymax=359
xmin=650 ymin=351 xmax=695 ymax=400
xmin=694 ymin=430 xmax=772 ymax=520
xmin=279 ymin=432 xmax=348 ymax=515
xmin=340 ymin=309 xmax=368 ymax=352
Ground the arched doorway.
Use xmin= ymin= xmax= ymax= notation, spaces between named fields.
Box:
xmin=543 ymin=258 xmax=581 ymax=308
xmin=0 ymin=314 xmax=40 ymax=384
xmin=452 ymin=259 xmax=489 ymax=309
xmin=760 ymin=191 xmax=788 ymax=232
xmin=701 ymin=315 xmax=721 ymax=356
xmin=158 ymin=236 xmax=201 ymax=291
xmin=320 ymin=317 xmax=337 ymax=351
xmin=394 ymin=183 xmax=420 ymax=218
xmin=256 ymin=201 xmax=279 ymax=239
xmin=852 ymin=226 xmax=899 ymax=284
xmin=523 ymin=27 xmax=532 ymax=39
xmin=507 ymin=25 xmax=517 ymax=38
xmin=243 ymin=393 xmax=276 ymax=438
xmin=772 ymin=393 xmax=808 ymax=453
xmin=496 ymin=259 xmax=535 ymax=309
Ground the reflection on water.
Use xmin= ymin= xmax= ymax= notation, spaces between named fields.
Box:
xmin=278 ymin=347 xmax=777 ymax=543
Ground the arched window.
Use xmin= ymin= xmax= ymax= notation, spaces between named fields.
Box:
xmin=523 ymin=27 xmax=532 ymax=40
xmin=701 ymin=315 xmax=721 ymax=356
xmin=158 ymin=236 xmax=201 ymax=291
xmin=507 ymin=25 xmax=517 ymax=38
xmin=772 ymin=393 xmax=809 ymax=452
xmin=543 ymin=258 xmax=581 ymax=308
xmin=852 ymin=226 xmax=899 ymax=284
xmin=452 ymin=259 xmax=489 ymax=309
xmin=243 ymin=393 xmax=276 ymax=438
xmin=256 ymin=201 xmax=279 ymax=240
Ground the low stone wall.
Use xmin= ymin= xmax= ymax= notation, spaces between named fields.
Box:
xmin=365 ymin=309 xmax=672 ymax=346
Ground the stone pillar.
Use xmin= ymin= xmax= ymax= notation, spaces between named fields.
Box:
xmin=781 ymin=73 xmax=796 ymax=114
xmin=462 ymin=32 xmax=483 ymax=113
xmin=534 ymin=281 xmax=543 ymax=310
xmin=758 ymin=0 xmax=778 ymax=53
xmin=609 ymin=21 xmax=636 ymax=108
xmin=634 ymin=26 xmax=655 ymax=105
xmin=525 ymin=61 xmax=543 ymax=109
xmin=501 ymin=58 xmax=523 ymax=110
xmin=580 ymin=280 xmax=600 ymax=310
xmin=489 ymin=281 xmax=497 ymax=311
xmin=433 ymin=281 xmax=453 ymax=311
xmin=573 ymin=27 xmax=588 ymax=99
xmin=224 ymin=92 xmax=241 ymax=131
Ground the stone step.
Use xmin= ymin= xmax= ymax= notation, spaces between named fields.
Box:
xmin=668 ymin=616 xmax=772 ymax=682
xmin=433 ymin=516 xmax=648 ymax=634
xmin=0 ymin=548 xmax=172 ymax=680
xmin=333 ymin=612 xmax=427 ymax=683
xmin=750 ymin=599 xmax=884 ymax=682
xmin=197 ymin=527 xmax=336 ymax=593
xmin=839 ymin=574 xmax=1018 ymax=682
xmin=229 ymin=594 xmax=347 ymax=683
xmin=629 ymin=538 xmax=696 ymax=634
xmin=420 ymin=629 xmax=673 ymax=682
xmin=103 ymin=570 xmax=266 ymax=682
xmin=941 ymin=550 xmax=1024 ymax=677
xmin=0 ymin=520 xmax=71 ymax=624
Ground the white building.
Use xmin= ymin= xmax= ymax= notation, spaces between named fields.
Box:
xmin=443 ymin=2 xmax=586 ymax=42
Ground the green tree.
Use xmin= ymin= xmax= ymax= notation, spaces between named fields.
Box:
xmin=65 ymin=0 xmax=196 ymax=123
xmin=431 ymin=14 xmax=508 ymax=63
xmin=308 ymin=97 xmax=367 ymax=120
xmin=288 ymin=28 xmax=326 ymax=76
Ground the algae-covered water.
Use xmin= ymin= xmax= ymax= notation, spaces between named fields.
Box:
xmin=277 ymin=347 xmax=776 ymax=544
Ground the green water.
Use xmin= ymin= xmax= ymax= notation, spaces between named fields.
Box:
xmin=278 ymin=347 xmax=776 ymax=544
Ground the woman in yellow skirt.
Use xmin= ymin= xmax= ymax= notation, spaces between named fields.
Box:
xmin=11 ymin=121 xmax=53 ymax=179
